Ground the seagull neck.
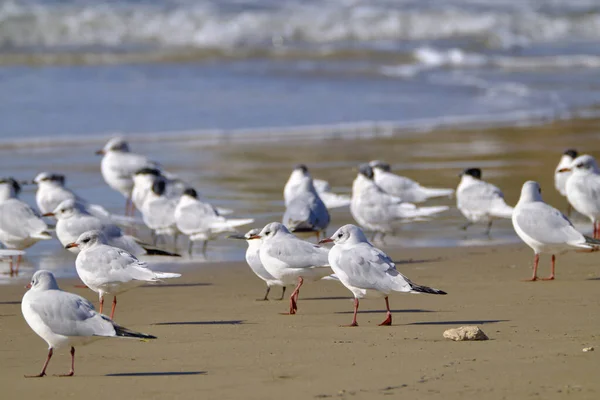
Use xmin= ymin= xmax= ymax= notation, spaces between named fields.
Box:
xmin=0 ymin=186 xmax=16 ymax=202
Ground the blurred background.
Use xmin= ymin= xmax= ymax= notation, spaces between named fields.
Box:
xmin=2 ymin=0 xmax=600 ymax=279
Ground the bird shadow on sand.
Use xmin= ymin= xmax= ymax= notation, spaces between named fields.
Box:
xmin=106 ymin=371 xmax=206 ymax=377
xmin=303 ymin=296 xmax=354 ymax=301
xmin=336 ymin=309 xmax=433 ymax=314
xmin=408 ymin=319 xmax=508 ymax=326
xmin=0 ymin=301 xmax=21 ymax=305
xmin=141 ymin=283 xmax=213 ymax=288
xmin=153 ymin=320 xmax=245 ymax=326
xmin=392 ymin=258 xmax=443 ymax=265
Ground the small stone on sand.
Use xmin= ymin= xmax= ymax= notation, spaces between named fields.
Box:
xmin=443 ymin=326 xmax=489 ymax=341
xmin=582 ymin=347 xmax=594 ymax=352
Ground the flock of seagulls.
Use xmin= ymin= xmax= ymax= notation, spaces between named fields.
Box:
xmin=2 ymin=139 xmax=599 ymax=377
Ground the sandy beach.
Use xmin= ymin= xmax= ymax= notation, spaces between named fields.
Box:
xmin=2 ymin=243 xmax=600 ymax=399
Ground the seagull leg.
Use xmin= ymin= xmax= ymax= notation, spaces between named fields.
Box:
xmin=15 ymin=255 xmax=22 ymax=275
xmin=125 ymin=197 xmax=131 ymax=217
xmin=460 ymin=221 xmax=472 ymax=231
xmin=9 ymin=256 xmax=14 ymax=276
xmin=378 ymin=297 xmax=393 ymax=326
xmin=485 ymin=221 xmax=493 ymax=236
xmin=342 ymin=298 xmax=359 ymax=327
xmin=284 ymin=277 xmax=303 ymax=315
xmin=110 ymin=296 xmax=117 ymax=319
xmin=279 ymin=286 xmax=287 ymax=300
xmin=524 ymin=253 xmax=540 ymax=281
xmin=187 ymin=239 xmax=194 ymax=256
xmin=258 ymin=286 xmax=270 ymax=301
xmin=25 ymin=348 xmax=53 ymax=378
xmin=566 ymin=203 xmax=572 ymax=217
xmin=99 ymin=294 xmax=104 ymax=314
xmin=202 ymin=240 xmax=208 ymax=255
xmin=542 ymin=255 xmax=556 ymax=281
xmin=57 ymin=347 xmax=75 ymax=377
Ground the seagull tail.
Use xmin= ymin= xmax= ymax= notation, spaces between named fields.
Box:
xmin=153 ymin=272 xmax=182 ymax=279
xmin=420 ymin=187 xmax=455 ymax=199
xmin=409 ymin=282 xmax=447 ymax=295
xmin=113 ymin=324 xmax=157 ymax=340
xmin=31 ymin=231 xmax=53 ymax=240
xmin=490 ymin=203 xmax=514 ymax=219
xmin=209 ymin=218 xmax=255 ymax=232
xmin=584 ymin=236 xmax=600 ymax=246
xmin=398 ymin=205 xmax=449 ymax=219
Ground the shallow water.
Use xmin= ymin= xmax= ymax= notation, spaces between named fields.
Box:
xmin=1 ymin=118 xmax=599 ymax=283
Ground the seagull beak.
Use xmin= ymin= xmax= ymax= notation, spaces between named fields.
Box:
xmin=247 ymin=235 xmax=261 ymax=240
xmin=25 ymin=283 xmax=31 ymax=289
xmin=557 ymin=168 xmax=571 ymax=173
xmin=42 ymin=212 xmax=55 ymax=217
xmin=65 ymin=243 xmax=78 ymax=249
xmin=226 ymin=233 xmax=246 ymax=240
xmin=318 ymin=238 xmax=334 ymax=244
xmin=95 ymin=149 xmax=105 ymax=155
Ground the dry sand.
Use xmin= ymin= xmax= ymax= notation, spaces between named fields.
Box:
xmin=2 ymin=244 xmax=600 ymax=399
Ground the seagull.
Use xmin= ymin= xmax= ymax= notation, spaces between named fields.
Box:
xmin=0 ymin=178 xmax=51 ymax=273
xmin=249 ymin=222 xmax=331 ymax=314
xmin=562 ymin=154 xmax=600 ymax=238
xmin=228 ymin=229 xmax=286 ymax=300
xmin=67 ymin=230 xmax=181 ymax=319
xmin=350 ymin=164 xmax=448 ymax=239
xmin=554 ymin=149 xmax=578 ymax=214
xmin=96 ymin=137 xmax=157 ymax=216
xmin=512 ymin=181 xmax=600 ymax=281
xmin=132 ymin=167 xmax=186 ymax=212
xmin=369 ymin=160 xmax=454 ymax=203
xmin=319 ymin=224 xmax=446 ymax=326
xmin=140 ymin=178 xmax=179 ymax=244
xmin=284 ymin=164 xmax=350 ymax=209
xmin=22 ymin=270 xmax=156 ymax=378
xmin=46 ymin=199 xmax=179 ymax=257
xmin=456 ymin=168 xmax=514 ymax=234
xmin=32 ymin=172 xmax=135 ymax=226
xmin=175 ymin=188 xmax=254 ymax=255
xmin=282 ymin=165 xmax=330 ymax=239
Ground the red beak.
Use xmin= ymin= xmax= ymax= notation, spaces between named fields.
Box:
xmin=65 ymin=243 xmax=78 ymax=249
xmin=318 ymin=238 xmax=334 ymax=244
xmin=42 ymin=212 xmax=54 ymax=217
xmin=247 ymin=235 xmax=261 ymax=240
xmin=557 ymin=168 xmax=571 ymax=173
xmin=25 ymin=283 xmax=31 ymax=289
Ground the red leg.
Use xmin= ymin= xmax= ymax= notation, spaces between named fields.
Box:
xmin=99 ymin=295 xmax=104 ymax=314
xmin=343 ymin=298 xmax=359 ymax=327
xmin=15 ymin=255 xmax=22 ymax=274
xmin=542 ymin=255 xmax=556 ymax=281
xmin=9 ymin=256 xmax=14 ymax=276
xmin=283 ymin=277 xmax=304 ymax=315
xmin=595 ymin=221 xmax=599 ymax=240
xmin=110 ymin=296 xmax=117 ymax=320
xmin=379 ymin=297 xmax=392 ymax=326
xmin=523 ymin=253 xmax=539 ymax=281
xmin=57 ymin=347 xmax=75 ymax=377
xmin=25 ymin=348 xmax=53 ymax=378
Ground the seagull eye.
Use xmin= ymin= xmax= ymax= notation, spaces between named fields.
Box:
xmin=82 ymin=238 xmax=90 ymax=243
xmin=337 ymin=233 xmax=343 ymax=238
xmin=265 ymin=231 xmax=271 ymax=236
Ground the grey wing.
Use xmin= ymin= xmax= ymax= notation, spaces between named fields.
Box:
xmin=85 ymin=246 xmax=157 ymax=282
xmin=116 ymin=153 xmax=158 ymax=179
xmin=176 ymin=202 xmax=219 ymax=233
xmin=265 ymin=238 xmax=330 ymax=268
xmin=145 ymin=198 xmax=176 ymax=229
xmin=0 ymin=199 xmax=47 ymax=238
xmin=515 ymin=203 xmax=584 ymax=244
xmin=30 ymin=291 xmax=115 ymax=337
xmin=459 ymin=182 xmax=503 ymax=211
xmin=377 ymin=173 xmax=418 ymax=195
xmin=335 ymin=245 xmax=403 ymax=291
xmin=283 ymin=193 xmax=330 ymax=230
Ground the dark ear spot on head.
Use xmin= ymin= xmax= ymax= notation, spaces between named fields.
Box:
xmin=358 ymin=164 xmax=374 ymax=179
xmin=295 ymin=164 xmax=308 ymax=173
xmin=184 ymin=188 xmax=197 ymax=198
xmin=152 ymin=179 xmax=166 ymax=195
xmin=564 ymin=149 xmax=578 ymax=158
xmin=463 ymin=168 xmax=482 ymax=179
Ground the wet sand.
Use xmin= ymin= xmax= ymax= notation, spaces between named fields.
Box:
xmin=2 ymin=244 xmax=600 ymax=399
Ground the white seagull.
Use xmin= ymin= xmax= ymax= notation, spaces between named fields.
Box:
xmin=228 ymin=228 xmax=287 ymax=300
xmin=175 ymin=188 xmax=254 ymax=255
xmin=46 ymin=199 xmax=178 ymax=257
xmin=250 ymin=222 xmax=331 ymax=314
xmin=0 ymin=178 xmax=51 ymax=273
xmin=22 ymin=270 xmax=156 ymax=377
xmin=282 ymin=165 xmax=330 ymax=239
xmin=350 ymin=164 xmax=448 ymax=239
xmin=96 ymin=137 xmax=157 ymax=216
xmin=284 ymin=164 xmax=350 ymax=209
xmin=140 ymin=178 xmax=179 ymax=243
xmin=562 ymin=155 xmax=600 ymax=238
xmin=554 ymin=149 xmax=578 ymax=214
xmin=512 ymin=181 xmax=600 ymax=281
xmin=319 ymin=224 xmax=446 ymax=326
xmin=370 ymin=160 xmax=454 ymax=203
xmin=67 ymin=230 xmax=181 ymax=319
xmin=456 ymin=168 xmax=514 ymax=234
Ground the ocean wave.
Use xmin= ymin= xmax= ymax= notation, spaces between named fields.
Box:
xmin=2 ymin=0 xmax=600 ymax=54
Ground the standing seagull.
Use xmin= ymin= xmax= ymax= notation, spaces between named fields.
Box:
xmin=350 ymin=164 xmax=448 ymax=239
xmin=456 ymin=168 xmax=514 ymax=234
xmin=67 ymin=230 xmax=181 ymax=319
xmin=0 ymin=178 xmax=51 ymax=273
xmin=22 ymin=270 xmax=156 ymax=377
xmin=512 ymin=181 xmax=600 ymax=281
xmin=370 ymin=160 xmax=454 ymax=203
xmin=562 ymin=155 xmax=600 ymax=238
xmin=319 ymin=224 xmax=446 ymax=326
xmin=250 ymin=222 xmax=331 ymax=314
xmin=282 ymin=165 xmax=330 ymax=239
xmin=96 ymin=137 xmax=157 ymax=216
xmin=554 ymin=149 xmax=578 ymax=215
xmin=228 ymin=229 xmax=287 ymax=300
xmin=47 ymin=199 xmax=178 ymax=257
xmin=175 ymin=188 xmax=253 ymax=255
xmin=141 ymin=178 xmax=179 ymax=244
xmin=284 ymin=164 xmax=350 ymax=209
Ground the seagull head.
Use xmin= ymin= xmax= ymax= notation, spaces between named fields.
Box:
xmin=150 ymin=178 xmax=167 ymax=197
xmin=562 ymin=154 xmax=599 ymax=175
xmin=250 ymin=222 xmax=290 ymax=241
xmin=66 ymin=230 xmax=108 ymax=251
xmin=45 ymin=198 xmax=80 ymax=219
xmin=460 ymin=168 xmax=482 ymax=180
xmin=183 ymin=187 xmax=198 ymax=199
xmin=96 ymin=137 xmax=130 ymax=155
xmin=27 ymin=270 xmax=60 ymax=291
xmin=369 ymin=160 xmax=391 ymax=172
xmin=357 ymin=163 xmax=374 ymax=180
xmin=319 ymin=224 xmax=369 ymax=246
xmin=33 ymin=172 xmax=66 ymax=186
xmin=0 ymin=177 xmax=21 ymax=200
xmin=518 ymin=181 xmax=543 ymax=203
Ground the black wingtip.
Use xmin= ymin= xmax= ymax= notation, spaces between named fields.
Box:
xmin=114 ymin=324 xmax=157 ymax=340
xmin=411 ymin=283 xmax=447 ymax=295
xmin=144 ymin=247 xmax=182 ymax=257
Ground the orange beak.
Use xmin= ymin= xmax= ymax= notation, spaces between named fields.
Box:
xmin=318 ymin=238 xmax=334 ymax=244
xmin=65 ymin=243 xmax=78 ymax=249
xmin=557 ymin=168 xmax=571 ymax=173
xmin=42 ymin=212 xmax=54 ymax=217
xmin=25 ymin=283 xmax=31 ymax=289
xmin=247 ymin=235 xmax=261 ymax=240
